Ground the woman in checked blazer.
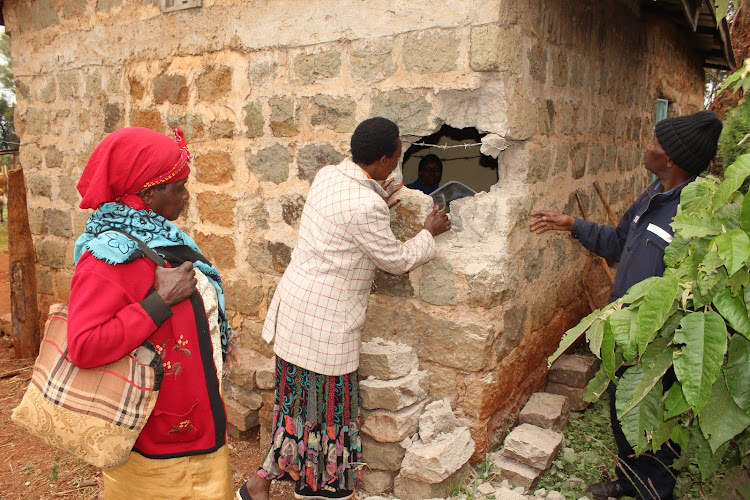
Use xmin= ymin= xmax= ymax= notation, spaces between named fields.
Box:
xmin=238 ymin=118 xmax=451 ymax=500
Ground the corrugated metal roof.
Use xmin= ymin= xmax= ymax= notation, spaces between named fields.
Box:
xmin=646 ymin=0 xmax=735 ymax=69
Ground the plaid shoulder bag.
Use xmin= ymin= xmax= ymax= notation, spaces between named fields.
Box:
xmin=11 ymin=231 xmax=165 ymax=468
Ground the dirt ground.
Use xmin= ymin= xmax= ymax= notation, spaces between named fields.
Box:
xmin=0 ymin=250 xmax=295 ymax=500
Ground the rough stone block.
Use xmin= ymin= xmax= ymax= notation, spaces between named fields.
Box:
xmin=360 ymin=369 xmax=428 ymax=411
xmin=490 ymin=453 xmax=543 ymax=490
xmin=418 ymin=399 xmax=458 ymax=443
xmin=195 ymin=150 xmax=234 ymax=185
xmin=196 ymin=66 xmax=232 ymax=103
xmin=361 ymin=400 xmax=427 ymax=443
xmin=294 ymin=49 xmax=341 ymax=83
xmin=372 ymin=269 xmax=413 ymax=297
xmin=244 ymin=101 xmax=264 ymax=138
xmin=227 ymin=423 xmax=253 ymax=440
xmin=361 ymin=434 xmax=406 ymax=471
xmin=269 ymin=97 xmax=300 ymax=137
xmin=371 ymin=90 xmax=431 ymax=134
xmin=296 ymin=144 xmax=344 ymax=182
xmin=197 ymin=192 xmax=236 ymax=227
xmin=501 ymin=424 xmax=564 ymax=471
xmin=350 ymin=37 xmax=396 ymax=82
xmin=400 ymin=427 xmax=475 ymax=483
xmin=225 ymin=382 xmax=263 ymax=410
xmin=359 ymin=339 xmax=419 ymax=380
xmin=393 ymin=462 xmax=471 ymax=499
xmin=255 ymin=357 xmax=276 ymax=390
xmin=403 ymin=28 xmax=459 ymax=73
xmin=361 ymin=469 xmax=395 ymax=495
xmin=549 ymin=354 xmax=600 ymax=388
xmin=546 ymin=382 xmax=589 ymax=411
xmin=226 ymin=346 xmax=271 ymax=389
xmin=225 ymin=398 xmax=259 ymax=431
xmin=397 ymin=304 xmax=494 ymax=372
xmin=310 ymin=95 xmax=356 ymax=133
xmin=470 ymin=25 xmax=522 ymax=73
xmin=152 ymin=74 xmax=188 ymax=104
xmin=419 ymin=258 xmax=457 ymax=306
xmin=519 ymin=392 xmax=570 ymax=432
xmin=247 ymin=144 xmax=291 ymax=184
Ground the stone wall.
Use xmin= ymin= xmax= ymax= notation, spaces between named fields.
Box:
xmin=4 ymin=0 xmax=706 ymax=458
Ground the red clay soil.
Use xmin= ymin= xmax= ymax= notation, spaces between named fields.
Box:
xmin=0 ymin=250 xmax=294 ymax=499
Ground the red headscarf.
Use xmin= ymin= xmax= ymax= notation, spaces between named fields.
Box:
xmin=77 ymin=127 xmax=192 ymax=210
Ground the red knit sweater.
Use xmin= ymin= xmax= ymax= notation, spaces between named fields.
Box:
xmin=67 ymin=252 xmax=226 ymax=458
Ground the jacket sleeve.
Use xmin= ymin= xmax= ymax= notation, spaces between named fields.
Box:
xmin=571 ymin=205 xmax=635 ymax=262
xmin=348 ymin=199 xmax=437 ymax=275
xmin=67 ymin=257 xmax=173 ymax=369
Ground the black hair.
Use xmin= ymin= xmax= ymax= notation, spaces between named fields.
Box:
xmin=418 ymin=154 xmax=443 ymax=172
xmin=351 ymin=117 xmax=400 ymax=165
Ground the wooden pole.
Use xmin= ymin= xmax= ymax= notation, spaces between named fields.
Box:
xmin=593 ymin=181 xmax=619 ymax=226
xmin=8 ymin=154 xmax=40 ymax=359
xmin=575 ymin=191 xmax=615 ymax=285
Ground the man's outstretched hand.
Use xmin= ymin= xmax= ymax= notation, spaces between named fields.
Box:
xmin=529 ymin=210 xmax=574 ymax=234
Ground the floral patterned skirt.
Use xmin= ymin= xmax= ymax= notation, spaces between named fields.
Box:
xmin=258 ymin=357 xmax=363 ymax=491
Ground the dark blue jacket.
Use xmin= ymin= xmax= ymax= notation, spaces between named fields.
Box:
xmin=571 ymin=178 xmax=694 ymax=301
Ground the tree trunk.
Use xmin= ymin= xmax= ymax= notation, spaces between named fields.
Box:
xmin=8 ymin=164 xmax=39 ymax=359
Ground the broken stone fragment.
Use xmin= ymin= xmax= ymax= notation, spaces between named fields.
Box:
xmin=359 ymin=369 xmax=429 ymax=411
xmin=359 ymin=339 xmax=419 ymax=380
xmin=548 ymin=354 xmax=599 ymax=388
xmin=490 ymin=452 xmax=543 ymax=490
xmin=519 ymin=392 xmax=570 ymax=432
xmin=418 ymin=399 xmax=458 ymax=443
xmin=400 ymin=427 xmax=475 ymax=483
xmin=361 ymin=434 xmax=407 ymax=471
xmin=393 ymin=462 xmax=472 ymax=500
xmin=501 ymin=423 xmax=565 ymax=471
xmin=361 ymin=400 xmax=427 ymax=443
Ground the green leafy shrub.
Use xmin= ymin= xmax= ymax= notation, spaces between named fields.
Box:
xmin=718 ymin=98 xmax=750 ymax=167
xmin=548 ymin=155 xmax=750 ymax=491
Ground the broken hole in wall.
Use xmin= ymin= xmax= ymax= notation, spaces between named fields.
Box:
xmin=402 ymin=124 xmax=499 ymax=211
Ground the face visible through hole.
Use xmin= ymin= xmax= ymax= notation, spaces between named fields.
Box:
xmin=419 ymin=159 xmax=443 ymax=189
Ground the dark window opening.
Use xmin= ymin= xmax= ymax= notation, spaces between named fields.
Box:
xmin=402 ymin=125 xmax=499 ymax=209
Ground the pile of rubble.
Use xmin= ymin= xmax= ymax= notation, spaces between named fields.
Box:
xmin=359 ymin=339 xmax=475 ymax=499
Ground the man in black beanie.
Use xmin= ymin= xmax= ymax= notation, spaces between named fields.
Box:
xmin=528 ymin=110 xmax=723 ymax=500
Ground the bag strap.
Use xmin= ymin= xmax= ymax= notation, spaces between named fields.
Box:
xmin=108 ymin=228 xmax=166 ymax=268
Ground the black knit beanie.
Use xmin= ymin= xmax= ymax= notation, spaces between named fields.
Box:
xmin=655 ymin=110 xmax=723 ymax=175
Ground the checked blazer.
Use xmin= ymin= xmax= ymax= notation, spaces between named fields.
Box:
xmin=262 ymin=159 xmax=437 ymax=376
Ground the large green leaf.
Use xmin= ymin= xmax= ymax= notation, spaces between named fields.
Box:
xmin=620 ymin=276 xmax=661 ymax=304
xmin=586 ymin=317 xmax=605 ymax=359
xmin=741 ymin=191 xmax=750 ymax=232
xmin=616 ymin=365 xmax=662 ymax=454
xmin=619 ymin=339 xmax=674 ymax=417
xmin=635 ymin=274 xmax=679 ymax=355
xmin=672 ymin=212 xmax=722 ymax=239
xmin=658 ymin=309 xmax=684 ymax=339
xmin=584 ymin=366 xmax=611 ymax=403
xmin=548 ymin=309 xmax=602 ymax=367
xmin=713 ymin=287 xmax=750 ymax=338
xmin=680 ymin=176 xmax=715 ymax=214
xmin=712 ymin=154 xmax=750 ymax=211
xmin=609 ymin=307 xmax=638 ymax=362
xmin=715 ymin=229 xmax=750 ymax=276
xmin=651 ymin=416 xmax=678 ymax=453
xmin=691 ymin=428 xmax=729 ymax=480
xmin=664 ymin=235 xmax=691 ymax=267
xmin=673 ymin=311 xmax=728 ymax=414
xmin=601 ymin=321 xmax=620 ymax=382
xmin=671 ymin=424 xmax=691 ymax=451
xmin=664 ymin=382 xmax=689 ymax=420
xmin=694 ymin=262 xmax=728 ymax=309
xmin=698 ymin=376 xmax=750 ymax=452
xmin=725 ymin=334 xmax=750 ymax=413
xmin=727 ymin=267 xmax=750 ymax=294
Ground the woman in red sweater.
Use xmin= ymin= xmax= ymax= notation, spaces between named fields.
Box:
xmin=68 ymin=127 xmax=237 ymax=499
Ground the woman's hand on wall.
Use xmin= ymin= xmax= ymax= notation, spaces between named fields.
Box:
xmin=154 ymin=261 xmax=197 ymax=307
xmin=424 ymin=204 xmax=451 ymax=237
xmin=380 ymin=177 xmax=403 ymax=208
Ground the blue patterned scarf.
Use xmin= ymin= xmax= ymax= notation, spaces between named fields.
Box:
xmin=74 ymin=202 xmax=232 ymax=358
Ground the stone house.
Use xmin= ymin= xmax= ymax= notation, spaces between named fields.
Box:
xmin=1 ymin=0 xmax=732 ymax=459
